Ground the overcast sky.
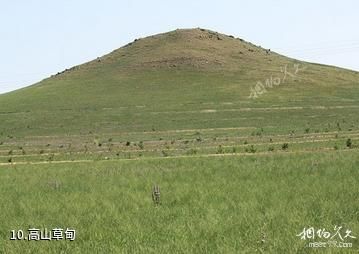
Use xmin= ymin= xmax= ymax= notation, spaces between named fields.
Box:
xmin=1 ymin=0 xmax=359 ymax=94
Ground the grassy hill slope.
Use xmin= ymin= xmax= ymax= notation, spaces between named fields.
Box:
xmin=0 ymin=28 xmax=358 ymax=136
xmin=0 ymin=28 xmax=358 ymax=163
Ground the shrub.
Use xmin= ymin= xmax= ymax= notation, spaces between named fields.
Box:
xmin=282 ymin=143 xmax=289 ymax=150
xmin=249 ymin=145 xmax=256 ymax=153
xmin=216 ymin=145 xmax=224 ymax=154
xmin=94 ymin=139 xmax=102 ymax=147
xmin=48 ymin=154 xmax=54 ymax=161
xmin=251 ymin=128 xmax=263 ymax=137
xmin=337 ymin=122 xmax=341 ymax=131
xmin=346 ymin=138 xmax=352 ymax=148
xmin=268 ymin=146 xmax=274 ymax=152
xmin=245 ymin=145 xmax=256 ymax=153
xmin=186 ymin=149 xmax=197 ymax=155
xmin=126 ymin=141 xmax=131 ymax=146
xmin=138 ymin=141 xmax=144 ymax=150
xmin=305 ymin=128 xmax=310 ymax=134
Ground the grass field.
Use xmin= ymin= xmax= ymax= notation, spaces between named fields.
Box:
xmin=0 ymin=28 xmax=358 ymax=253
xmin=0 ymin=151 xmax=358 ymax=253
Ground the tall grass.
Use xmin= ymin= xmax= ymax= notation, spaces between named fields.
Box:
xmin=1 ymin=151 xmax=358 ymax=253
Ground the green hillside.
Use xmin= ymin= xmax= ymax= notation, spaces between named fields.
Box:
xmin=0 ymin=28 xmax=358 ymax=164
xmin=0 ymin=28 xmax=358 ymax=137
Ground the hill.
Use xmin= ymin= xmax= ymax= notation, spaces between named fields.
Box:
xmin=0 ymin=28 xmax=358 ymax=163
xmin=0 ymin=28 xmax=358 ymax=136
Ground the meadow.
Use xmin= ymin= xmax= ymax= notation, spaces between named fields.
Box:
xmin=0 ymin=28 xmax=358 ymax=253
xmin=0 ymin=151 xmax=358 ymax=253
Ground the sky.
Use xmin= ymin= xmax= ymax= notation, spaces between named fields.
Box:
xmin=1 ymin=0 xmax=359 ymax=94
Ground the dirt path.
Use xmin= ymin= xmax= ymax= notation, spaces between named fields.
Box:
xmin=0 ymin=147 xmax=356 ymax=167
xmin=149 ymin=105 xmax=359 ymax=115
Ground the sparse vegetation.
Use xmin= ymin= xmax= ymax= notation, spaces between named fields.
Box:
xmin=245 ymin=145 xmax=256 ymax=153
xmin=186 ymin=148 xmax=197 ymax=155
xmin=216 ymin=145 xmax=224 ymax=154
xmin=282 ymin=143 xmax=289 ymax=150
